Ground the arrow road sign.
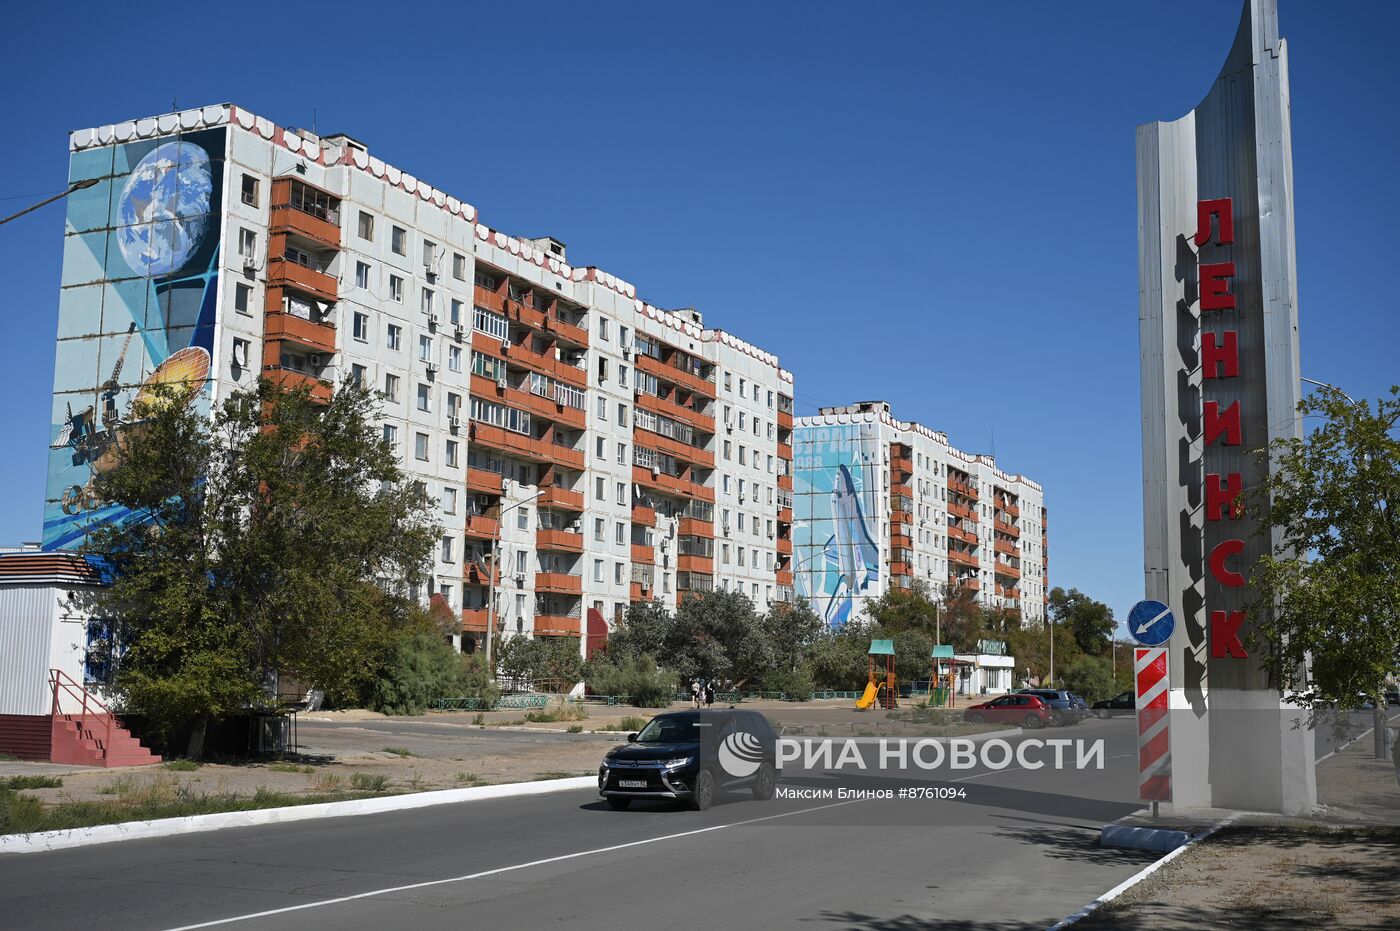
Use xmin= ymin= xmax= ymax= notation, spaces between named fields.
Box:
xmin=1128 ymin=599 xmax=1175 ymax=647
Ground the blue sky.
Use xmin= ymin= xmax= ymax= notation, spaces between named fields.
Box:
xmin=1 ymin=2 xmax=1395 ymax=630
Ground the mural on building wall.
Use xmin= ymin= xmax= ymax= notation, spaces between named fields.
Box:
xmin=44 ymin=129 xmax=226 ymax=551
xmin=792 ymin=423 xmax=881 ymax=628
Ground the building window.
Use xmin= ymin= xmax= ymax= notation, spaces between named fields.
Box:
xmin=452 ymin=253 xmax=466 ymax=280
xmin=618 ymin=364 xmax=628 ymax=388
xmin=618 ymin=402 xmax=627 ymax=423
xmin=389 ymin=275 xmax=403 ymax=303
xmin=450 ymin=299 xmax=463 ymax=326
xmin=418 ymin=334 xmax=432 ymax=362
xmin=596 ymin=477 xmax=605 ymax=500
xmin=382 ymin=424 xmax=397 ymax=448
xmin=445 ymin=439 xmax=459 ymax=468
xmin=441 ymin=535 xmax=454 ymax=562
xmin=517 ymin=507 xmax=529 ymax=531
xmin=442 ymin=487 xmax=458 ymax=515
xmin=616 ymin=482 xmax=626 ymax=506
xmin=596 ymin=437 xmax=605 ymax=460
xmin=387 ymin=324 xmax=402 ymax=351
xmin=421 ymin=288 xmax=434 ymax=316
xmin=446 ymin=392 xmax=461 ymax=419
xmin=598 ymin=318 xmax=610 ymax=341
xmin=350 ymin=363 xmax=366 ymax=388
xmin=415 ymin=433 xmax=430 ymax=461
xmin=596 ymin=396 xmax=607 ymax=422
xmin=594 ymin=559 xmax=604 ymax=583
xmin=358 ymin=211 xmax=374 ymax=240
xmin=355 ymin=261 xmax=370 ymax=290
xmin=241 ymin=174 xmax=258 ymax=207
xmin=391 ymin=225 xmax=407 ymax=255
xmin=422 ymin=240 xmax=436 ymax=270
xmin=417 ymin=383 xmax=431 ymax=412
xmin=448 ymin=345 xmax=462 ymax=372
xmin=384 ymin=374 xmax=400 ymax=403
xmin=597 ymin=357 xmax=608 ymax=384
xmin=234 ymin=283 xmax=251 ymax=315
xmin=617 ymin=442 xmax=626 ymax=464
xmin=353 ymin=312 xmax=369 ymax=341
xmin=615 ymin=562 xmax=625 ymax=584
xmin=238 ymin=228 xmax=256 ymax=259
xmin=615 ymin=522 xmax=625 ymax=545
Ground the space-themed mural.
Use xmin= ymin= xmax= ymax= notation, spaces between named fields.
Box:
xmin=44 ymin=128 xmax=225 ymax=550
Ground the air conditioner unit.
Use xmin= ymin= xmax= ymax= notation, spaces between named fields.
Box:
xmin=426 ymin=362 xmax=439 ymax=376
xmin=454 ymin=324 xmax=465 ymax=341
xmin=659 ymin=538 xmax=669 ymax=551
xmin=448 ymin=415 xmax=461 ymax=432
xmin=500 ymin=338 xmax=511 ymax=351
xmin=495 ymin=375 xmax=507 ymax=390
xmin=308 ymin=354 xmax=323 ymax=367
xmin=513 ymin=572 xmax=526 ymax=585
xmin=721 ymin=523 xmax=731 ymax=536
xmin=640 ymin=582 xmax=650 ymax=592
xmin=428 ymin=312 xmax=440 ymax=328
xmin=569 ymin=520 xmax=582 ymax=533
xmin=651 ymin=464 xmax=660 ymax=477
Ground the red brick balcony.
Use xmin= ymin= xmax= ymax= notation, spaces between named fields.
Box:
xmin=266 ymin=258 xmax=337 ymax=302
xmin=535 ymin=572 xmax=582 ymax=595
xmin=269 ymin=204 xmax=341 ymax=248
xmin=631 ymin=544 xmax=654 ymax=564
xmin=632 ymin=504 xmax=657 ymax=526
xmin=534 ymin=614 xmax=582 ymax=636
xmin=539 ymin=484 xmax=584 ymax=511
xmin=635 ymin=352 xmax=716 ymax=400
xmin=537 ymin=529 xmax=584 ymax=553
xmin=263 ymin=310 xmax=336 ymax=356
xmin=466 ymin=468 xmax=503 ymax=496
xmin=461 ymin=607 xmax=491 ymax=633
xmin=678 ymin=517 xmax=713 ymax=538
xmin=464 ymin=514 xmax=500 ymax=540
xmin=264 ymin=367 xmax=331 ymax=404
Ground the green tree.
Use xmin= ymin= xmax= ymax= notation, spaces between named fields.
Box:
xmin=864 ymin=580 xmax=940 ymax=633
xmin=1047 ymin=587 xmax=1115 ymax=656
xmin=81 ymin=378 xmax=437 ymax=756
xmin=758 ymin=600 xmax=825 ymax=684
xmin=806 ymin=627 xmax=870 ymax=691
xmin=1060 ymin=655 xmax=1117 ymax=703
xmin=370 ymin=626 xmax=496 ymax=715
xmin=1251 ymin=386 xmax=1400 ymax=714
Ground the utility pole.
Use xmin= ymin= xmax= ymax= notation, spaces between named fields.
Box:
xmin=0 ymin=178 xmax=98 ymax=227
xmin=485 ymin=482 xmax=540 ymax=676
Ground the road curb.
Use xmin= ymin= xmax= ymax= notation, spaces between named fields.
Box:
xmin=1046 ymin=812 xmax=1240 ymax=929
xmin=1099 ymin=823 xmax=1189 ymax=852
xmin=0 ymin=775 xmax=596 ymax=856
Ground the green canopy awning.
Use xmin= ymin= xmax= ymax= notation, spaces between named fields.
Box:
xmin=931 ymin=644 xmax=955 ymax=658
xmin=868 ymin=638 xmax=895 ymax=656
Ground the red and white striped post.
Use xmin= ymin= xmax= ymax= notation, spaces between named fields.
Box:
xmin=1135 ymin=647 xmax=1172 ymax=807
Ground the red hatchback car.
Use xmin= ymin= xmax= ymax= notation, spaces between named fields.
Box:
xmin=962 ymin=694 xmax=1051 ymax=729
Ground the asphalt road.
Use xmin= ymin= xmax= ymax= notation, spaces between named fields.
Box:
xmin=1 ymin=718 xmax=1151 ymax=931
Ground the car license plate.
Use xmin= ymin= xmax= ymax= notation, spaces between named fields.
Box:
xmin=619 ymin=779 xmax=647 ymax=788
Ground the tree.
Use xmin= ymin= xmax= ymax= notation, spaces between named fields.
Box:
xmin=495 ymin=635 xmax=583 ymax=689
xmin=864 ymin=581 xmax=940 ymax=634
xmin=1251 ymin=386 xmax=1400 ymax=715
xmin=1060 ymin=655 xmax=1117 ymax=703
xmin=81 ymin=378 xmax=437 ymax=756
xmin=1047 ymin=587 xmax=1115 ymax=656
xmin=759 ymin=601 xmax=825 ymax=680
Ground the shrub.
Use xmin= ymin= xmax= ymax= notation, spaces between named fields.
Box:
xmin=1060 ymin=655 xmax=1117 ymax=703
xmin=162 ymin=759 xmax=200 ymax=772
xmin=765 ymin=666 xmax=814 ymax=701
xmin=351 ymin=773 xmax=390 ymax=792
xmin=369 ymin=632 xmax=498 ymax=715
xmin=585 ymin=654 xmax=675 ymax=707
xmin=1 ymin=775 xmax=63 ymax=790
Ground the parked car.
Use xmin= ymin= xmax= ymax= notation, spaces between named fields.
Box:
xmin=1067 ymin=693 xmax=1091 ymax=718
xmin=1092 ymin=690 xmax=1137 ymax=718
xmin=962 ymin=694 xmax=1052 ymax=729
xmin=1021 ymin=689 xmax=1085 ymax=726
xmin=598 ymin=709 xmax=777 ymax=811
xmin=1386 ymin=689 xmax=1400 ymax=707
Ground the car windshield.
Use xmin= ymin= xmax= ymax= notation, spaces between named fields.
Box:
xmin=634 ymin=714 xmax=701 ymax=743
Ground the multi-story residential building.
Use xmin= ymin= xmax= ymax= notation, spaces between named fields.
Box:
xmin=792 ymin=401 xmax=1046 ymax=629
xmin=42 ymin=104 xmax=794 ymax=658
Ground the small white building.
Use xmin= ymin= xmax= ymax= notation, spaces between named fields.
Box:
xmin=953 ymin=639 xmax=1016 ymax=697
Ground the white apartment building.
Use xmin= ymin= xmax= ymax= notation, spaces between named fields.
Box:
xmin=792 ymin=401 xmax=1046 ymax=629
xmin=46 ymin=104 xmax=795 ymax=659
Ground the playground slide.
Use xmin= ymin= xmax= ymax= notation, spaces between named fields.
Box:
xmin=856 ymin=682 xmax=879 ymax=709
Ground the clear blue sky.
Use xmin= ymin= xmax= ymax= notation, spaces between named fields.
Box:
xmin=1 ymin=2 xmax=1395 ymax=630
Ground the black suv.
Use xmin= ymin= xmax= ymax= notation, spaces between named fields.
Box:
xmin=1092 ymin=690 xmax=1136 ymax=718
xmin=598 ymin=709 xmax=777 ymax=811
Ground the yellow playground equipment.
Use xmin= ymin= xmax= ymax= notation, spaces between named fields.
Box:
xmin=856 ymin=638 xmax=896 ymax=710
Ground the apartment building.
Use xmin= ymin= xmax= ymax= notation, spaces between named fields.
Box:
xmin=43 ymin=104 xmax=794 ymax=657
xmin=792 ymin=401 xmax=1047 ymax=630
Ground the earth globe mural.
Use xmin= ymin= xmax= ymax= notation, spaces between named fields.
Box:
xmin=115 ymin=141 xmax=213 ymax=277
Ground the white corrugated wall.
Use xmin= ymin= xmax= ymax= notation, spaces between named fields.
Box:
xmin=0 ymin=585 xmax=61 ymax=715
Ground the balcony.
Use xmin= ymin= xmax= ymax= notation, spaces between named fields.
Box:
xmin=995 ymin=520 xmax=1020 ymax=538
xmin=775 ymin=568 xmax=793 ymax=587
xmin=464 ymin=560 xmax=498 ymax=587
xmin=636 ymin=429 xmax=716 ymax=470
xmin=952 ymin=576 xmax=980 ymax=593
xmin=466 ymin=467 xmax=503 ymax=496
xmin=890 ymin=509 xmax=912 ymax=526
xmin=535 ymin=572 xmax=582 ymax=595
xmin=539 ymin=484 xmax=584 ymax=511
xmin=994 ymin=562 xmax=1021 ymax=580
xmin=534 ymin=613 xmax=582 ymax=637
xmin=270 ymin=204 xmax=341 ymax=248
xmin=777 ymin=441 xmax=794 ymax=463
xmin=949 ymin=501 xmax=977 ymax=522
xmin=949 ymin=550 xmax=980 ymax=569
xmin=778 ymin=507 xmax=793 ymax=525
xmin=468 ymin=421 xmax=585 ymax=470
xmin=634 ymin=390 xmax=716 ymax=434
xmin=461 ymin=607 xmax=491 ymax=633
xmin=629 ymin=581 xmax=650 ymax=602
xmin=776 ymin=537 xmax=792 ymax=555
xmin=631 ymin=543 xmax=654 ymax=564
xmin=890 ymin=561 xmax=913 ymax=576
xmin=537 ymin=529 xmax=584 ymax=553
xmin=947 ymin=524 xmax=977 ymax=545
xmin=1000 ymin=502 xmax=1021 ymax=519
xmin=891 ymin=457 xmax=913 ymax=477
xmin=678 ymin=516 xmax=713 ymax=539
xmin=264 ymin=310 xmax=336 ymax=356
xmin=890 ymin=482 xmax=912 ymax=499
xmin=777 ymin=409 xmax=793 ymax=431
xmin=994 ymin=538 xmax=1018 ymax=556
xmin=678 ymin=554 xmax=712 ymax=574
xmin=263 ymin=366 xmax=331 ymax=404
xmin=948 ymin=478 xmax=979 ymax=500
xmin=632 ymin=503 xmax=657 ymax=526
xmin=891 ymin=532 xmax=913 ymax=549
xmin=777 ymin=473 xmax=793 ymax=491
xmin=632 ymin=465 xmax=716 ymax=503
xmin=635 ymin=352 xmax=715 ymax=400
xmin=267 ymin=258 xmax=337 ymax=302
xmin=464 ymin=514 xmax=500 ymax=540
xmin=542 ymin=313 xmax=589 ymax=348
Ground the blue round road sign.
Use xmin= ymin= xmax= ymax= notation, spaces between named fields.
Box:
xmin=1128 ymin=600 xmax=1175 ymax=647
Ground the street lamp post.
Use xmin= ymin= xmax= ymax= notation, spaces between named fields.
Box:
xmin=485 ymin=484 xmax=541 ymax=675
xmin=0 ymin=178 xmax=99 ymax=227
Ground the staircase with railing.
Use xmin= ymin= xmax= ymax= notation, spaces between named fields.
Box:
xmin=48 ymin=669 xmax=160 ymax=767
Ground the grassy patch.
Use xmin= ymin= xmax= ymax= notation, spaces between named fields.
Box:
xmin=381 ymin=747 xmax=415 ymax=758
xmin=350 ymin=772 xmax=390 ymax=792
xmin=1 ymin=776 xmax=63 ymax=790
xmin=566 ymin=724 xmax=584 ymax=733
xmin=537 ymin=771 xmax=588 ymax=780
xmin=471 ymin=713 xmax=485 ymax=726
xmin=598 ymin=715 xmax=648 ymax=733
xmin=267 ymin=762 xmax=314 ymax=774
xmin=455 ymin=772 xmax=484 ymax=786
xmin=524 ymin=702 xmax=589 ymax=724
xmin=0 ymin=753 xmax=18 ymax=762
xmin=162 ymin=759 xmax=200 ymax=772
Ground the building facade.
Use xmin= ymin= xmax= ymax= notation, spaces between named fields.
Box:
xmin=44 ymin=104 xmax=795 ymax=656
xmin=792 ymin=401 xmax=1046 ymax=630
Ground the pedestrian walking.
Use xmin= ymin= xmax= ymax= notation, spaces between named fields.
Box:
xmin=704 ymin=681 xmax=715 ymax=709
xmin=691 ymin=678 xmax=701 ymax=709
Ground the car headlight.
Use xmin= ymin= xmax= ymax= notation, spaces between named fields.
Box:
xmin=600 ymin=758 xmax=614 ymax=769
xmin=662 ymin=756 xmax=695 ymax=770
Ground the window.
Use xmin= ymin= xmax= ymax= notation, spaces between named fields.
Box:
xmin=353 ymin=312 xmax=369 ymax=341
xmin=240 ymin=174 xmax=258 ymax=207
xmin=617 ymin=442 xmax=626 ymax=465
xmin=724 ymin=372 xmax=732 ymax=392
xmin=615 ymin=562 xmax=625 ymax=584
xmin=418 ymin=334 xmax=432 ymax=361
xmin=517 ymin=507 xmax=529 ymax=531
xmin=355 ymin=261 xmax=370 ymax=289
xmin=234 ymin=283 xmax=251 ymax=315
xmin=473 ymin=306 xmax=509 ymax=340
xmin=596 ymin=396 xmax=607 ymax=421
xmin=387 ymin=324 xmax=402 ymax=350
xmin=596 ymin=437 xmax=606 ymax=460
xmin=421 ymin=288 xmax=434 ymax=316
xmin=618 ymin=403 xmax=627 ymax=423
xmin=452 ymin=253 xmax=466 ymax=280
xmin=596 ymin=477 xmax=605 ymax=500
xmin=358 ymin=211 xmax=374 ymax=240
xmin=350 ymin=363 xmax=366 ymax=388
xmin=238 ymin=228 xmax=256 ymax=259
xmin=382 ymin=424 xmax=398 ymax=447
xmin=440 ymin=535 xmax=454 ymax=562
xmin=450 ymin=299 xmax=463 ymax=326
xmin=616 ymin=482 xmax=626 ymax=506
xmin=416 ymin=383 xmax=431 ymax=412
xmin=723 ymin=440 xmax=732 ymax=460
xmin=443 ymin=487 xmax=458 ymax=515
xmin=616 ymin=522 xmax=626 ymax=545
xmin=597 ymin=357 xmax=608 ymax=384
xmin=447 ymin=392 xmax=461 ymax=418
xmin=448 ymin=345 xmax=462 ymax=372
xmin=594 ymin=518 xmax=605 ymax=542
xmin=389 ymin=275 xmax=403 ymax=303
xmin=414 ymin=433 xmax=429 ymax=460
xmin=594 ymin=559 xmax=604 ymax=583
xmin=475 ymin=269 xmax=498 ymax=290
xmin=598 ymin=318 xmax=610 ymax=341
xmin=445 ymin=439 xmax=459 ymax=468
xmin=620 ymin=326 xmax=629 ymax=347
xmin=618 ymin=364 xmax=628 ymax=388
xmin=767 ymin=390 xmax=775 ymax=408
xmin=391 ymin=225 xmax=406 ymax=255
xmin=422 ymin=240 xmax=436 ymax=269
xmin=384 ymin=374 xmax=400 ymax=403
xmin=468 ymin=397 xmax=531 ymax=435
